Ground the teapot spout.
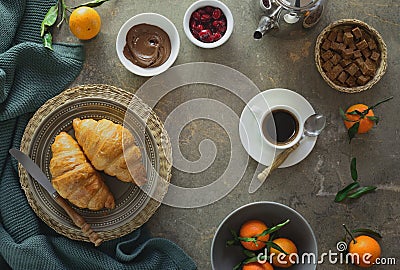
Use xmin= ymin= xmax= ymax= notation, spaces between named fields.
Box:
xmin=254 ymin=16 xmax=273 ymax=39
xmin=254 ymin=5 xmax=283 ymax=40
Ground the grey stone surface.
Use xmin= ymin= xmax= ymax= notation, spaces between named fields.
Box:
xmin=54 ymin=0 xmax=399 ymax=269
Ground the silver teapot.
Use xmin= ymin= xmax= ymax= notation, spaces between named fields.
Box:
xmin=254 ymin=0 xmax=327 ymax=39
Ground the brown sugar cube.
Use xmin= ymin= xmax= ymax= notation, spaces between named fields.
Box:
xmin=330 ymin=64 xmax=343 ymax=79
xmin=357 ymin=75 xmax=371 ymax=85
xmin=348 ymin=43 xmax=357 ymax=50
xmin=343 ymin=32 xmax=354 ymax=45
xmin=321 ymin=50 xmax=334 ymax=61
xmin=321 ymin=39 xmax=331 ymax=50
xmin=365 ymin=58 xmax=376 ymax=68
xmin=346 ymin=76 xmax=357 ymax=87
xmin=322 ymin=60 xmax=333 ymax=72
xmin=370 ymin=51 xmax=380 ymax=61
xmin=368 ymin=39 xmax=377 ymax=50
xmin=336 ymin=30 xmax=344 ymax=42
xmin=337 ymin=43 xmax=347 ymax=53
xmin=338 ymin=71 xmax=349 ymax=84
xmin=355 ymin=70 xmax=362 ymax=78
xmin=362 ymin=48 xmax=372 ymax=58
xmin=340 ymin=58 xmax=352 ymax=67
xmin=342 ymin=49 xmax=354 ymax=59
xmin=327 ymin=31 xmax=338 ymax=42
xmin=354 ymin=57 xmax=364 ymax=67
xmin=346 ymin=63 xmax=359 ymax=76
xmin=360 ymin=62 xmax=375 ymax=76
xmin=353 ymin=50 xmax=362 ymax=59
xmin=330 ymin=53 xmax=342 ymax=65
xmin=356 ymin=39 xmax=369 ymax=50
xmin=330 ymin=41 xmax=340 ymax=51
xmin=352 ymin=27 xmax=363 ymax=39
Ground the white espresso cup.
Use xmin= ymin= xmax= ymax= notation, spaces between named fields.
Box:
xmin=253 ymin=104 xmax=303 ymax=150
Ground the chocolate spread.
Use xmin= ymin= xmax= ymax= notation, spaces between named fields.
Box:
xmin=123 ymin=24 xmax=171 ymax=68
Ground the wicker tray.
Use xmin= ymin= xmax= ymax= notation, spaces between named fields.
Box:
xmin=19 ymin=84 xmax=172 ymax=242
xmin=315 ymin=19 xmax=387 ymax=93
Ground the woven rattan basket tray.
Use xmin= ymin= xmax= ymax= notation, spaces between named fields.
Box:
xmin=315 ymin=19 xmax=387 ymax=93
xmin=19 ymin=84 xmax=172 ymax=242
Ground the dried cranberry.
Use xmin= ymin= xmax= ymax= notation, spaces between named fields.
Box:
xmin=198 ymin=9 xmax=206 ymax=15
xmin=205 ymin=6 xmax=214 ymax=14
xmin=213 ymin=32 xmax=222 ymax=41
xmin=193 ymin=24 xmax=204 ymax=31
xmin=198 ymin=29 xmax=212 ymax=42
xmin=212 ymin=8 xmax=222 ymax=20
xmin=200 ymin=14 xmax=211 ymax=22
xmin=218 ymin=25 xmax=227 ymax=33
xmin=192 ymin=11 xmax=201 ymax=21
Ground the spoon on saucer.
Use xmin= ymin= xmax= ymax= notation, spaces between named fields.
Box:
xmin=249 ymin=113 xmax=326 ymax=193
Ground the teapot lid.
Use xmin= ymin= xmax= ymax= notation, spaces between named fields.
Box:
xmin=276 ymin=0 xmax=317 ymax=9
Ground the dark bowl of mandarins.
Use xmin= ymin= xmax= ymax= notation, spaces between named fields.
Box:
xmin=211 ymin=201 xmax=317 ymax=270
xmin=315 ymin=19 xmax=387 ymax=93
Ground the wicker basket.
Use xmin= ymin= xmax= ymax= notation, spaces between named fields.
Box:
xmin=315 ymin=19 xmax=387 ymax=93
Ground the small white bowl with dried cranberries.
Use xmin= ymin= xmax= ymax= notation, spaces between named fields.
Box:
xmin=183 ymin=0 xmax=233 ymax=48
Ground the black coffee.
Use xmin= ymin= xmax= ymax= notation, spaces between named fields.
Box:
xmin=262 ymin=109 xmax=299 ymax=145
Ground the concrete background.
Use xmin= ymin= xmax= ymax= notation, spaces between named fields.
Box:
xmin=55 ymin=0 xmax=399 ymax=269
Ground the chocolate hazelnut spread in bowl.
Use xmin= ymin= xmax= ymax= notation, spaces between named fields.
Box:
xmin=116 ymin=13 xmax=180 ymax=77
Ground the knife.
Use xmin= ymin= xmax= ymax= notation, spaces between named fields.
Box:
xmin=9 ymin=148 xmax=103 ymax=246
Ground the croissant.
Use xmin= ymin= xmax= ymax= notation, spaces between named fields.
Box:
xmin=72 ymin=118 xmax=147 ymax=186
xmin=50 ymin=132 xmax=115 ymax=210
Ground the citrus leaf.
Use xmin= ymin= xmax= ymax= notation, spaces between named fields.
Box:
xmin=243 ymin=250 xmax=256 ymax=258
xmin=367 ymin=116 xmax=379 ymax=124
xmin=348 ymin=186 xmax=377 ymax=199
xmin=41 ymin=4 xmax=59 ymax=37
xmin=233 ymin=261 xmax=242 ymax=270
xmin=348 ymin=109 xmax=364 ymax=116
xmin=350 ymin=158 xmax=358 ymax=181
xmin=335 ymin=181 xmax=360 ymax=202
xmin=339 ymin=107 xmax=348 ymax=121
xmin=348 ymin=121 xmax=360 ymax=142
xmin=243 ymin=256 xmax=260 ymax=264
xmin=72 ymin=0 xmax=110 ymax=9
xmin=43 ymin=32 xmax=53 ymax=50
xmin=255 ymin=219 xmax=290 ymax=238
xmin=352 ymin=228 xmax=382 ymax=239
xmin=266 ymin=241 xmax=288 ymax=255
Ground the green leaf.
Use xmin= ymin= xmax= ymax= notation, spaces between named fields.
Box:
xmin=266 ymin=241 xmax=289 ymax=255
xmin=243 ymin=250 xmax=256 ymax=258
xmin=367 ymin=116 xmax=379 ymax=124
xmin=43 ymin=32 xmax=53 ymax=50
xmin=339 ymin=107 xmax=348 ymax=121
xmin=41 ymin=4 xmax=59 ymax=37
xmin=335 ymin=181 xmax=360 ymax=202
xmin=226 ymin=229 xmax=240 ymax=246
xmin=233 ymin=261 xmax=242 ymax=270
xmin=352 ymin=228 xmax=382 ymax=239
xmin=350 ymin=158 xmax=358 ymax=181
xmin=255 ymin=219 xmax=290 ymax=238
xmin=348 ymin=121 xmax=360 ymax=142
xmin=348 ymin=186 xmax=377 ymax=199
xmin=242 ymin=257 xmax=260 ymax=264
xmin=348 ymin=109 xmax=364 ymax=116
xmin=72 ymin=0 xmax=110 ymax=9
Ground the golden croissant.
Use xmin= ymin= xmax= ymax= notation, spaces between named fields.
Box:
xmin=50 ymin=132 xmax=115 ymax=210
xmin=73 ymin=118 xmax=147 ymax=186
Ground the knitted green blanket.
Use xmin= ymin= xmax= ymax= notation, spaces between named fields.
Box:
xmin=0 ymin=0 xmax=196 ymax=269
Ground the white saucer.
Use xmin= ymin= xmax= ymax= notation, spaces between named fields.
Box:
xmin=239 ymin=88 xmax=317 ymax=167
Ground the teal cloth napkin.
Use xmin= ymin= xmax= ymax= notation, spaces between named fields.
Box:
xmin=0 ymin=0 xmax=197 ymax=269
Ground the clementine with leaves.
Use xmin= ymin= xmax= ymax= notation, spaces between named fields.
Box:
xmin=239 ymin=220 xmax=270 ymax=251
xmin=348 ymin=235 xmax=381 ymax=268
xmin=69 ymin=6 xmax=101 ymax=40
xmin=340 ymin=96 xmax=393 ymax=142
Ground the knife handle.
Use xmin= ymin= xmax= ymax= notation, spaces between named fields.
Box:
xmin=53 ymin=195 xmax=103 ymax=246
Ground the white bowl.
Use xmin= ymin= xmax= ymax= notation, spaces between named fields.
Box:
xmin=183 ymin=0 xmax=234 ymax=49
xmin=116 ymin=13 xmax=180 ymax=77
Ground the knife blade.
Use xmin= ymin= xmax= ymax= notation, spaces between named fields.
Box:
xmin=9 ymin=148 xmax=103 ymax=246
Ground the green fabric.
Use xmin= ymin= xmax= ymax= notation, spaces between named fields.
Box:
xmin=0 ymin=0 xmax=197 ymax=269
